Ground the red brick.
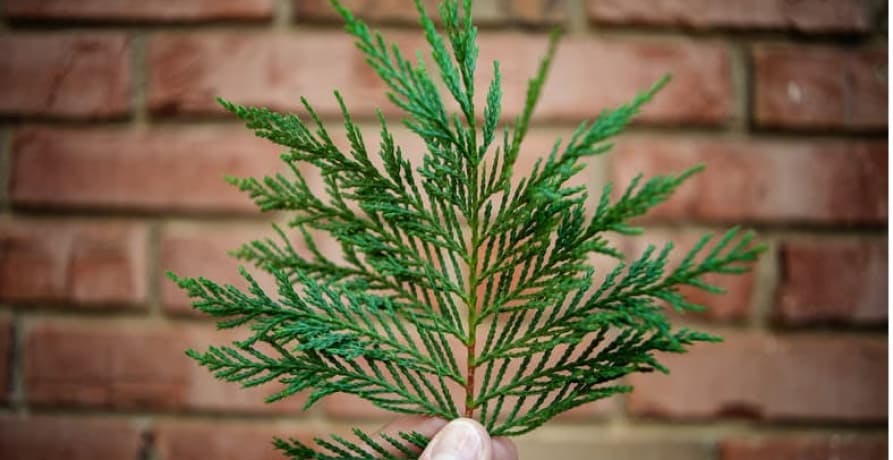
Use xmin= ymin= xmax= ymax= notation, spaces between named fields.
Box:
xmin=147 ymin=31 xmax=383 ymax=117
xmin=24 ymin=319 xmax=307 ymax=413
xmin=0 ymin=317 xmax=11 ymax=403
xmin=624 ymin=230 xmax=756 ymax=321
xmin=611 ymin=137 xmax=887 ymax=225
xmin=5 ymin=0 xmax=273 ymax=22
xmin=516 ymin=439 xmax=713 ymax=460
xmin=156 ymin=421 xmax=314 ymax=460
xmin=506 ymin=0 xmax=568 ymax=25
xmin=294 ymin=0 xmax=505 ymax=24
xmin=296 ymin=0 xmax=564 ymax=25
xmin=0 ymin=415 xmax=144 ymax=460
xmin=0 ymin=34 xmax=131 ymax=118
xmin=628 ymin=331 xmax=887 ymax=421
xmin=588 ymin=0 xmax=874 ymax=33
xmin=148 ymin=31 xmax=730 ymax=125
xmin=484 ymin=36 xmax=730 ymax=124
xmin=323 ymin=392 xmax=394 ymax=419
xmin=722 ymin=436 xmax=887 ymax=460
xmin=775 ymin=239 xmax=887 ymax=326
xmin=10 ymin=126 xmax=282 ymax=213
xmin=0 ymin=219 xmax=148 ymax=307
xmin=160 ymin=223 xmax=293 ymax=314
xmin=753 ymin=46 xmax=887 ymax=131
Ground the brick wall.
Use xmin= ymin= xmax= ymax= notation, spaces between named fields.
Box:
xmin=0 ymin=0 xmax=888 ymax=459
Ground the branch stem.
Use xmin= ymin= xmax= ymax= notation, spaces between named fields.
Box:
xmin=465 ymin=200 xmax=480 ymax=419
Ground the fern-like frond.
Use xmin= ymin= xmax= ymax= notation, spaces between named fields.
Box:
xmin=170 ymin=0 xmax=765 ymax=458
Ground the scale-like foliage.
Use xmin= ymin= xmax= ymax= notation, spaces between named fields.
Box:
xmin=169 ymin=0 xmax=764 ymax=457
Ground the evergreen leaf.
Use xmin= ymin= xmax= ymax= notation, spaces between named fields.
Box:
xmin=172 ymin=1 xmax=764 ymax=458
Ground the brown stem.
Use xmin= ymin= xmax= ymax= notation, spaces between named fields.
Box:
xmin=464 ymin=336 xmax=476 ymax=418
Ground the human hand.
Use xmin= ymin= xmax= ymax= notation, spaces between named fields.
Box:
xmin=372 ymin=416 xmax=518 ymax=460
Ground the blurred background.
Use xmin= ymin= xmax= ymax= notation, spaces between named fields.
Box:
xmin=0 ymin=0 xmax=888 ymax=459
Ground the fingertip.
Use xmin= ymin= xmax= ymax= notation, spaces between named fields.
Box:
xmin=420 ymin=418 xmax=492 ymax=460
xmin=453 ymin=417 xmax=491 ymax=440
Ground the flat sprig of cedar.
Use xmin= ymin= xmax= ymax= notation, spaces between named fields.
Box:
xmin=169 ymin=0 xmax=764 ymax=458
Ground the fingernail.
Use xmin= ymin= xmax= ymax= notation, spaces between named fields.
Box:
xmin=426 ymin=419 xmax=486 ymax=460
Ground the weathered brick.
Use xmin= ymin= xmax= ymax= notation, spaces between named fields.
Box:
xmin=293 ymin=0 xmax=505 ymax=24
xmin=24 ymin=319 xmax=307 ymax=413
xmin=515 ymin=438 xmax=714 ymax=460
xmin=775 ymin=239 xmax=887 ymax=326
xmin=721 ymin=436 xmax=887 ymax=460
xmin=0 ymin=316 xmax=11 ymax=403
xmin=296 ymin=0 xmax=564 ymax=26
xmin=628 ymin=331 xmax=887 ymax=421
xmin=588 ymin=0 xmax=874 ymax=33
xmin=156 ymin=421 xmax=314 ymax=460
xmin=0 ymin=415 xmax=144 ymax=460
xmin=624 ymin=229 xmax=756 ymax=321
xmin=322 ymin=392 xmax=388 ymax=419
xmin=160 ymin=223 xmax=290 ymax=314
xmin=147 ymin=31 xmax=383 ymax=117
xmin=611 ymin=137 xmax=887 ymax=224
xmin=10 ymin=126 xmax=282 ymax=213
xmin=0 ymin=34 xmax=131 ymax=118
xmin=148 ymin=31 xmax=730 ymax=124
xmin=507 ymin=0 xmax=567 ymax=24
xmin=753 ymin=46 xmax=887 ymax=131
xmin=480 ymin=36 xmax=727 ymax=124
xmin=0 ymin=219 xmax=148 ymax=307
xmin=4 ymin=0 xmax=273 ymax=22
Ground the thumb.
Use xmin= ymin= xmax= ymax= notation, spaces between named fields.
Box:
xmin=419 ymin=418 xmax=492 ymax=460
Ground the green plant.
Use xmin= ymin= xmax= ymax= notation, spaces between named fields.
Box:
xmin=169 ymin=0 xmax=764 ymax=458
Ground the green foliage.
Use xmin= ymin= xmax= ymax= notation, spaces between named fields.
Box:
xmin=168 ymin=0 xmax=764 ymax=457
